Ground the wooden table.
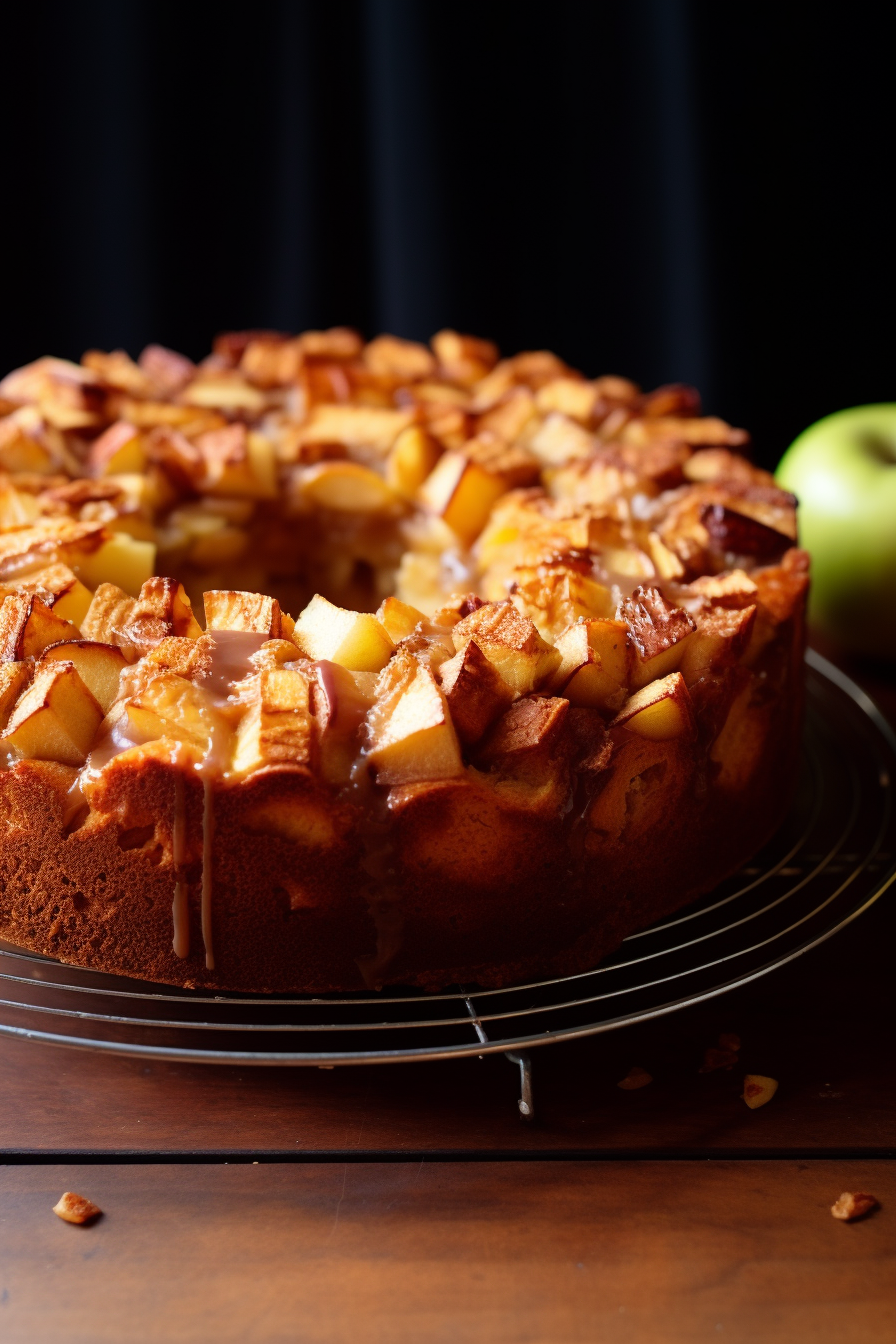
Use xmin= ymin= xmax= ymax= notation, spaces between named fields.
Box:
xmin=2 ymin=654 xmax=894 ymax=1343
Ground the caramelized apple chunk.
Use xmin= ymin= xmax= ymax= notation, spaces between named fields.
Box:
xmin=620 ymin=585 xmax=696 ymax=689
xmin=365 ymin=650 xmax=462 ymax=785
xmin=452 ymin=600 xmax=560 ymax=695
xmin=1 ymin=660 xmax=103 ymax=765
xmin=293 ymin=594 xmax=394 ymax=673
xmin=610 ymin=672 xmax=695 ymax=741
xmin=203 ymin=590 xmax=282 ymax=637
xmin=438 ymin=639 xmax=514 ymax=745
xmin=0 ymin=594 xmax=81 ymax=662
xmin=232 ymin=665 xmax=314 ymax=774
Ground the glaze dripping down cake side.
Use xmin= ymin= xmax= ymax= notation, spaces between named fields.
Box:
xmin=0 ymin=331 xmax=808 ymax=991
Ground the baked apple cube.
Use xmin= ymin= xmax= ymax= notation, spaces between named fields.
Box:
xmin=452 ymin=600 xmax=561 ymax=695
xmin=293 ymin=594 xmax=394 ymax=673
xmin=128 ymin=578 xmax=203 ymax=649
xmin=192 ymin=424 xmax=277 ymax=499
xmin=38 ymin=640 xmax=129 ymax=713
xmin=203 ymin=590 xmax=282 ymax=638
xmin=419 ymin=436 xmax=539 ymax=546
xmin=80 ymin=583 xmax=138 ymax=648
xmin=74 ymin=531 xmax=156 ymax=597
xmin=0 ymin=661 xmax=31 ymax=728
xmin=0 ymin=416 xmax=55 ymax=473
xmin=375 ymin=596 xmax=427 ymax=643
xmin=610 ymin=672 xmax=695 ymax=741
xmin=126 ymin=673 xmax=229 ymax=758
xmin=549 ymin=619 xmax=629 ymax=710
xmin=0 ymin=594 xmax=81 ymax=662
xmin=534 ymin=377 xmax=598 ymax=423
xmin=475 ymin=695 xmax=569 ymax=774
xmin=232 ymin=666 xmax=314 ymax=774
xmin=1 ymin=661 xmax=103 ymax=765
xmin=432 ymin=329 xmax=499 ymax=385
xmin=418 ymin=450 xmax=507 ymax=546
xmin=366 ymin=651 xmax=462 ymax=785
xmin=126 ymin=635 xmax=212 ymax=696
xmin=621 ymin=586 xmax=696 ymax=689
xmin=438 ymin=639 xmax=514 ymax=745
xmin=385 ymin=425 xmax=441 ymax=500
xmin=1 ymin=564 xmax=93 ymax=628
xmin=679 ymin=605 xmax=756 ymax=685
xmin=86 ymin=421 xmax=146 ymax=477
xmin=301 ymin=460 xmax=397 ymax=513
xmin=510 ymin=565 xmax=613 ymax=639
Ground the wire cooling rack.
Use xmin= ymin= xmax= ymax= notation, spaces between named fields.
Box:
xmin=1 ymin=648 xmax=893 ymax=1117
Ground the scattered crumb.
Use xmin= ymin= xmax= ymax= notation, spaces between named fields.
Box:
xmin=742 ymin=1074 xmax=778 ymax=1109
xmin=53 ymin=1192 xmax=102 ymax=1225
xmin=700 ymin=1032 xmax=741 ymax=1072
xmin=617 ymin=1066 xmax=652 ymax=1090
xmin=700 ymin=1047 xmax=739 ymax=1073
xmin=831 ymin=1192 xmax=879 ymax=1222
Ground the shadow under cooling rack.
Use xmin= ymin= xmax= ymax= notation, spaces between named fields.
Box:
xmin=0 ymin=649 xmax=893 ymax=1067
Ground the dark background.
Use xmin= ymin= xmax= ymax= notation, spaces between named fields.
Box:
xmin=1 ymin=1 xmax=892 ymax=469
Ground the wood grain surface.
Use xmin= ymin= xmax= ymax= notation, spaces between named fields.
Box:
xmin=2 ymin=874 xmax=892 ymax=1155
xmin=1 ymin=1161 xmax=893 ymax=1344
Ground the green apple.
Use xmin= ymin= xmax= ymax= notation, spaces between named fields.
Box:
xmin=776 ymin=405 xmax=896 ymax=660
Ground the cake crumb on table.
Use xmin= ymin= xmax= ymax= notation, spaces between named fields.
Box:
xmin=617 ymin=1066 xmax=652 ymax=1090
xmin=831 ymin=1192 xmax=879 ymax=1222
xmin=52 ymin=1192 xmax=102 ymax=1224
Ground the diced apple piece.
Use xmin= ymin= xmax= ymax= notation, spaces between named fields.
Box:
xmin=0 ymin=662 xmax=31 ymax=729
xmin=38 ymin=640 xmax=129 ymax=713
xmin=1 ymin=661 xmax=103 ymax=765
xmin=621 ymin=586 xmax=696 ymax=689
xmin=125 ymin=673 xmax=228 ymax=757
xmin=679 ymin=605 xmax=756 ymax=685
xmin=301 ymin=460 xmax=397 ymax=513
xmin=204 ymin=590 xmax=282 ymax=638
xmin=87 ymin=421 xmax=146 ymax=476
xmin=293 ymin=594 xmax=394 ymax=673
xmin=534 ymin=377 xmax=598 ymax=423
xmin=126 ymin=636 xmax=212 ymax=697
xmin=510 ymin=565 xmax=612 ymax=639
xmin=1 ymin=564 xmax=93 ymax=628
xmin=432 ymin=329 xmax=498 ymax=385
xmin=610 ymin=672 xmax=695 ymax=741
xmin=474 ymin=695 xmax=570 ymax=783
xmin=688 ymin=569 xmax=758 ymax=608
xmin=0 ymin=594 xmax=81 ymax=661
xmin=438 ymin=639 xmax=514 ymax=745
xmin=74 ymin=532 xmax=156 ymax=597
xmin=0 ymin=417 xmax=55 ymax=473
xmin=418 ymin=437 xmax=538 ymax=546
xmin=452 ymin=601 xmax=560 ymax=695
xmin=366 ymin=651 xmax=462 ymax=786
xmin=129 ymin=578 xmax=203 ymax=648
xmin=232 ymin=666 xmax=314 ymax=775
xmin=548 ymin=620 xmax=629 ymax=710
xmin=80 ymin=583 xmax=138 ymax=649
xmin=375 ymin=596 xmax=427 ymax=643
xmin=364 ymin=334 xmax=436 ymax=380
xmin=192 ymin=424 xmax=277 ymax=499
xmin=385 ymin=425 xmax=441 ymax=500
xmin=742 ymin=1074 xmax=778 ymax=1110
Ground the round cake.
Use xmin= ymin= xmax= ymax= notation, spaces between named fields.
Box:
xmin=0 ymin=330 xmax=808 ymax=991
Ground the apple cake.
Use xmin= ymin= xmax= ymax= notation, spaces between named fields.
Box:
xmin=0 ymin=330 xmax=808 ymax=991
